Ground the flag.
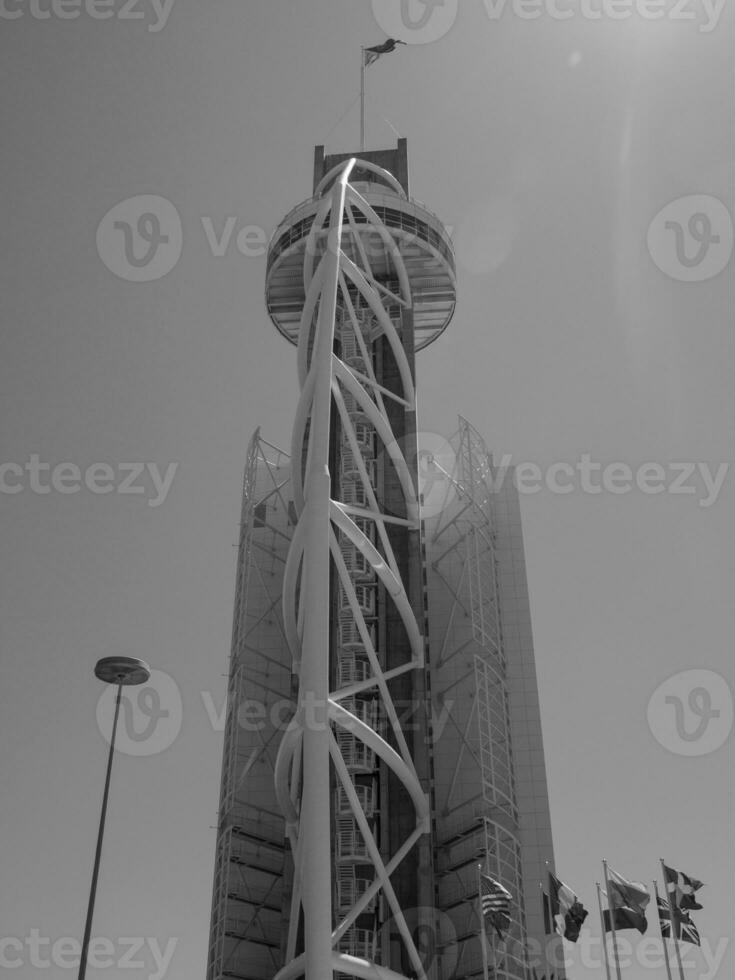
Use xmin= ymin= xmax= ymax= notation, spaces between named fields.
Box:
xmin=603 ymin=907 xmax=648 ymax=935
xmin=364 ymin=38 xmax=406 ymax=67
xmin=546 ymin=873 xmax=588 ymax=943
xmin=602 ymin=870 xmax=649 ymax=934
xmin=664 ymin=863 xmax=704 ymax=911
xmin=607 ymin=867 xmax=651 ymax=916
xmin=657 ymin=894 xmax=701 ymax=946
xmin=480 ymin=872 xmax=512 ymax=940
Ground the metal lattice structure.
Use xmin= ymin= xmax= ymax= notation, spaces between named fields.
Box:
xmin=207 ymin=141 xmax=563 ymax=980
xmin=207 ymin=432 xmax=295 ymax=980
xmin=426 ymin=418 xmax=529 ymax=980
xmin=272 ymin=157 xmax=435 ymax=980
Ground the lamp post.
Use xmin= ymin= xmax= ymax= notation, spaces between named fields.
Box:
xmin=78 ymin=656 xmax=151 ymax=980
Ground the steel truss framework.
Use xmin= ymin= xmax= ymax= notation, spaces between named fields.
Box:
xmin=426 ymin=418 xmax=530 ymax=980
xmin=272 ymin=158 xmax=431 ymax=980
xmin=207 ymin=432 xmax=295 ymax=980
xmin=207 ymin=159 xmax=536 ymax=980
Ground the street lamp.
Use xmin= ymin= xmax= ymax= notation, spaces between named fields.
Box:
xmin=77 ymin=656 xmax=151 ymax=980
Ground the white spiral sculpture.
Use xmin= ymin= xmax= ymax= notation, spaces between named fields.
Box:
xmin=273 ymin=158 xmax=431 ymax=980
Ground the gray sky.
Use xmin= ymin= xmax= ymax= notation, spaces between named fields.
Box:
xmin=1 ymin=2 xmax=734 ymax=979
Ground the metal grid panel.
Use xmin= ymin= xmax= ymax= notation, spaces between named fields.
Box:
xmin=467 ymin=527 xmax=503 ymax=663
xmin=475 ymin=656 xmax=517 ymax=822
xmin=206 ymin=432 xmax=293 ymax=980
xmin=425 ymin=417 xmax=529 ymax=980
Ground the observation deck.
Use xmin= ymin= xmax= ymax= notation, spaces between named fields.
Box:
xmin=265 ymin=151 xmax=457 ymax=351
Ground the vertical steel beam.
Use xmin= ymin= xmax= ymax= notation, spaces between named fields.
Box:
xmin=297 ymin=158 xmax=355 ymax=980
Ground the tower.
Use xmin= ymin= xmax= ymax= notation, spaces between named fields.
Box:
xmin=206 ymin=142 xmax=561 ymax=980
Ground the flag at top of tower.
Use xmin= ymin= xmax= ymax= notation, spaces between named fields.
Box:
xmin=546 ymin=872 xmax=588 ymax=942
xmin=480 ymin=872 xmax=513 ymax=940
xmin=364 ymin=38 xmax=406 ymax=67
xmin=663 ymin=863 xmax=704 ymax=911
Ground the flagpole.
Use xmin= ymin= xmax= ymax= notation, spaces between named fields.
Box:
xmin=540 ymin=880 xmax=548 ymax=979
xmin=602 ymin=860 xmax=623 ymax=980
xmin=478 ymin=864 xmax=490 ymax=980
xmin=654 ymin=880 xmax=674 ymax=980
xmin=490 ymin=916 xmax=497 ymax=980
xmin=543 ymin=861 xmax=556 ymax=975
xmin=360 ymin=47 xmax=365 ymax=152
xmin=596 ymin=882 xmax=612 ymax=980
xmin=661 ymin=858 xmax=686 ymax=980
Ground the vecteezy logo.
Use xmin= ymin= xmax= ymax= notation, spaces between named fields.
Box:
xmin=647 ymin=195 xmax=733 ymax=283
xmin=378 ymin=907 xmax=458 ymax=977
xmin=377 ymin=431 xmax=457 ymax=521
xmin=96 ymin=195 xmax=182 ymax=282
xmin=371 ymin=0 xmax=458 ymax=44
xmin=96 ymin=668 xmax=183 ymax=756
xmin=647 ymin=669 xmax=733 ymax=757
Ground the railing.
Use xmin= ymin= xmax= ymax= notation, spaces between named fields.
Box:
xmin=336 ymin=817 xmax=370 ymax=861
xmin=335 ymin=781 xmax=376 ymax=816
xmin=339 ymin=583 xmax=376 ymax=616
xmin=335 ymin=654 xmax=372 ymax=687
xmin=266 ymin=193 xmax=456 ymax=277
xmin=337 ymin=868 xmax=377 ymax=912
xmin=341 ymin=481 xmax=369 ymax=508
xmin=340 ymin=331 xmax=365 ymax=368
xmin=336 ymin=731 xmax=377 ymax=773
xmin=346 ymin=421 xmax=374 ymax=452
xmin=340 ymin=541 xmax=372 ymax=578
xmin=337 ymin=927 xmax=377 ymax=961
xmin=340 ymin=696 xmax=377 ymax=729
xmin=341 ymin=447 xmax=376 ymax=477
xmin=338 ymin=616 xmax=375 ymax=649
